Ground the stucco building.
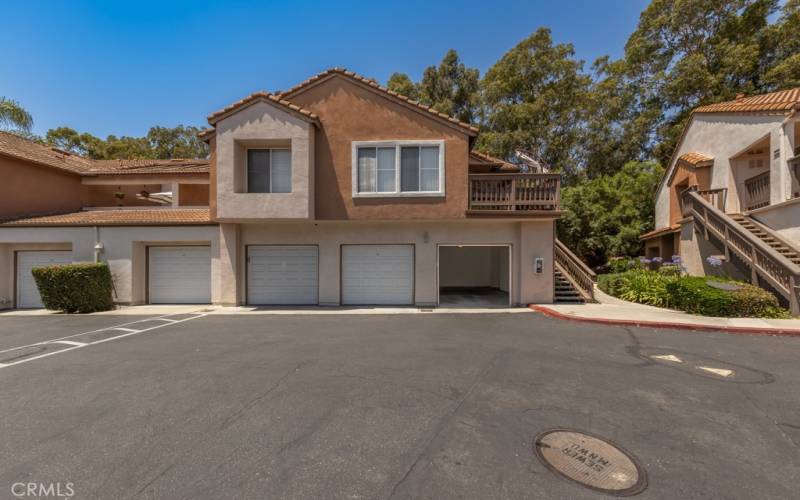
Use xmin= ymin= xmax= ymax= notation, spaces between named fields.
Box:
xmin=642 ymin=87 xmax=800 ymax=313
xmin=0 ymin=69 xmax=590 ymax=309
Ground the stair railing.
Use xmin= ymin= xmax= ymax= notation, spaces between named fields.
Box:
xmin=554 ymin=238 xmax=596 ymax=302
xmin=681 ymin=187 xmax=800 ymax=315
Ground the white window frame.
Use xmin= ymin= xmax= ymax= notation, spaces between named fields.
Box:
xmin=351 ymin=140 xmax=445 ymax=198
xmin=245 ymin=147 xmax=292 ymax=194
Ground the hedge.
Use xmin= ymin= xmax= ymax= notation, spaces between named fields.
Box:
xmin=31 ymin=263 xmax=114 ymax=313
xmin=598 ymin=270 xmax=791 ymax=319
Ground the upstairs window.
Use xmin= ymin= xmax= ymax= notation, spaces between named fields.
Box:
xmin=247 ymin=149 xmax=291 ymax=193
xmin=353 ymin=141 xmax=444 ymax=196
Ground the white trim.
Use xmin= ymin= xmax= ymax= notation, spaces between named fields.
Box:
xmin=245 ymin=147 xmax=292 ymax=194
xmin=351 ymin=140 xmax=445 ymax=198
xmin=435 ymin=244 xmax=513 ymax=307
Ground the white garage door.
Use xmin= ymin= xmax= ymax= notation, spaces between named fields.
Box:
xmin=342 ymin=245 xmax=414 ymax=305
xmin=16 ymin=251 xmax=72 ymax=309
xmin=247 ymin=246 xmax=318 ymax=305
xmin=148 ymin=246 xmax=211 ymax=304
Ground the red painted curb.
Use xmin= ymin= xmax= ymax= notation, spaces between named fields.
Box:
xmin=528 ymin=305 xmax=800 ymax=337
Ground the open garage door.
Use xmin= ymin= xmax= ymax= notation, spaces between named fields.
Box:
xmin=247 ymin=245 xmax=318 ymax=305
xmin=148 ymin=246 xmax=211 ymax=304
xmin=341 ymin=245 xmax=414 ymax=305
xmin=16 ymin=251 xmax=72 ymax=308
xmin=438 ymin=245 xmax=511 ymax=307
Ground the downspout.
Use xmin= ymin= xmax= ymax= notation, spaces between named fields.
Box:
xmin=93 ymin=225 xmax=102 ymax=263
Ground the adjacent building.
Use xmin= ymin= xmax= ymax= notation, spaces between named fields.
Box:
xmin=0 ymin=68 xmax=579 ymax=309
xmin=642 ymin=87 xmax=800 ymax=313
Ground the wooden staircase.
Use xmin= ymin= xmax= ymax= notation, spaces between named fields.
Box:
xmin=554 ymin=239 xmax=596 ymax=303
xmin=554 ymin=269 xmax=586 ymax=303
xmin=729 ymin=214 xmax=800 ymax=266
xmin=681 ymin=187 xmax=800 ymax=315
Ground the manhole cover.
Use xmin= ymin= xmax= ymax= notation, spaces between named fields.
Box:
xmin=533 ymin=429 xmax=647 ymax=496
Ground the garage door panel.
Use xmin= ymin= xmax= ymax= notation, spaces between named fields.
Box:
xmin=247 ymin=246 xmax=318 ymax=305
xmin=17 ymin=251 xmax=72 ymax=308
xmin=342 ymin=245 xmax=413 ymax=305
xmin=149 ymin=247 xmax=211 ymax=304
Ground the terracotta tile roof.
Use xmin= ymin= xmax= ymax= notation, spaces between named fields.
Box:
xmin=469 ymin=150 xmax=520 ymax=171
xmin=0 ymin=208 xmax=213 ymax=227
xmin=677 ymin=152 xmax=714 ymax=167
xmin=640 ymin=224 xmax=680 ymax=240
xmin=197 ymin=127 xmax=215 ymax=141
xmin=0 ymin=131 xmax=93 ymax=174
xmin=694 ymin=87 xmax=800 ymax=114
xmin=88 ymin=158 xmax=209 ymax=175
xmin=207 ymin=92 xmax=320 ymax=125
xmin=279 ymin=68 xmax=480 ymax=135
xmin=0 ymin=131 xmax=208 ymax=177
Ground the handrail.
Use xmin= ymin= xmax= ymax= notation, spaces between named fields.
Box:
xmin=682 ymin=189 xmax=800 ymax=315
xmin=554 ymin=238 xmax=596 ymax=302
xmin=744 ymin=171 xmax=770 ymax=211
xmin=696 ymin=188 xmax=727 ymax=212
xmin=468 ymin=173 xmax=560 ymax=213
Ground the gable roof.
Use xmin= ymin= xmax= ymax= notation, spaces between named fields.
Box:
xmin=207 ymin=92 xmax=320 ymax=126
xmin=0 ymin=208 xmax=212 ymax=227
xmin=0 ymin=131 xmax=93 ymax=175
xmin=677 ymin=152 xmax=714 ymax=167
xmin=694 ymin=87 xmax=800 ymax=114
xmin=279 ymin=68 xmax=480 ymax=136
xmin=0 ymin=131 xmax=208 ymax=177
xmin=469 ymin=150 xmax=519 ymax=171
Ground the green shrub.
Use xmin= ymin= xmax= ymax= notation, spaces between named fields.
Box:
xmin=31 ymin=263 xmax=114 ymax=313
xmin=617 ymin=270 xmax=672 ymax=307
xmin=657 ymin=264 xmax=682 ymax=277
xmin=599 ymin=270 xmax=791 ymax=318
xmin=665 ymin=277 xmax=735 ymax=316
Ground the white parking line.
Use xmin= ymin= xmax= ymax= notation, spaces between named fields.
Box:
xmin=697 ymin=366 xmax=734 ymax=377
xmin=0 ymin=313 xmax=206 ymax=369
xmin=52 ymin=340 xmax=88 ymax=347
xmin=651 ymin=354 xmax=683 ymax=363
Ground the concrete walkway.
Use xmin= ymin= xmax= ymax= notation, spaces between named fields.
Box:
xmin=531 ymin=287 xmax=800 ymax=335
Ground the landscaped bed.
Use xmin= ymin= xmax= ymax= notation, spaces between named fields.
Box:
xmin=598 ymin=257 xmax=791 ymax=319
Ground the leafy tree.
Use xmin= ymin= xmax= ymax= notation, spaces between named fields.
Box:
xmin=761 ymin=0 xmax=800 ymax=87
xmin=479 ymin=28 xmax=591 ymax=180
xmin=417 ymin=50 xmax=480 ymax=123
xmin=558 ymin=161 xmax=664 ymax=266
xmin=386 ymin=72 xmax=419 ymax=100
xmin=44 ymin=125 xmax=208 ymax=159
xmin=0 ymin=97 xmax=33 ymax=132
xmin=610 ymin=0 xmax=782 ymax=166
xmin=147 ymin=125 xmax=209 ymax=159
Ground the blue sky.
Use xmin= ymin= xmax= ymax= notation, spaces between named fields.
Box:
xmin=1 ymin=0 xmax=648 ymax=137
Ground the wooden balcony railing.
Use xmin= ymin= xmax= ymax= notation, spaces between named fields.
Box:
xmin=468 ymin=173 xmax=560 ymax=214
xmin=744 ymin=171 xmax=770 ymax=211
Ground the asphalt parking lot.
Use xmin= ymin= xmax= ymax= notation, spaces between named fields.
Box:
xmin=0 ymin=311 xmax=798 ymax=499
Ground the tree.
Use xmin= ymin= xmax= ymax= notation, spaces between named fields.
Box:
xmin=557 ymin=161 xmax=664 ymax=266
xmin=613 ymin=0 xmax=782 ymax=166
xmin=417 ymin=50 xmax=480 ymax=123
xmin=479 ymin=28 xmax=591 ymax=180
xmin=147 ymin=125 xmax=209 ymax=159
xmin=44 ymin=125 xmax=208 ymax=159
xmin=761 ymin=0 xmax=800 ymax=88
xmin=0 ymin=97 xmax=33 ymax=132
xmin=386 ymin=72 xmax=419 ymax=100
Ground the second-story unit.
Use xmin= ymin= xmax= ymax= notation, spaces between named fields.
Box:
xmin=642 ymin=87 xmax=800 ymax=313
xmin=0 ymin=68 xmax=582 ymax=310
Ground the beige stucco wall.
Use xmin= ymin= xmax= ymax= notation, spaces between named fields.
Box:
xmin=214 ymin=101 xmax=315 ymax=221
xmin=655 ymin=114 xmax=784 ymax=229
xmin=679 ymin=221 xmax=747 ymax=281
xmin=227 ymin=220 xmax=554 ymax=306
xmin=751 ymin=198 xmax=800 ymax=247
xmin=0 ymin=225 xmax=219 ymax=308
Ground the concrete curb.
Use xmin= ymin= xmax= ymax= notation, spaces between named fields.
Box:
xmin=528 ymin=305 xmax=800 ymax=338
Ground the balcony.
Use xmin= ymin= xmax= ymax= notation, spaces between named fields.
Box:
xmin=744 ymin=171 xmax=770 ymax=211
xmin=467 ymin=173 xmax=561 ymax=216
